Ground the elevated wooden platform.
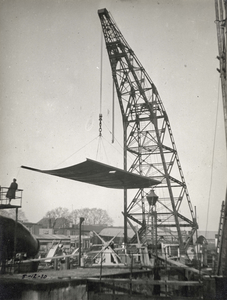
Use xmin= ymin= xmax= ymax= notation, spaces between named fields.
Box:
xmin=0 ymin=267 xmax=213 ymax=300
xmin=0 ymin=187 xmax=23 ymax=209
xmin=0 ymin=204 xmax=21 ymax=209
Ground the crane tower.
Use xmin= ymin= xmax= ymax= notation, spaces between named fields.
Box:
xmin=98 ymin=9 xmax=197 ymax=253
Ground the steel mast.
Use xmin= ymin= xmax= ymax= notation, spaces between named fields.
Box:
xmin=214 ymin=0 xmax=227 ymax=275
xmin=98 ymin=8 xmax=197 ymax=253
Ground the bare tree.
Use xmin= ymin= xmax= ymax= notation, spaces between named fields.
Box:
xmin=69 ymin=208 xmax=113 ymax=226
xmin=42 ymin=207 xmax=113 ymax=226
xmin=45 ymin=207 xmax=70 ymax=219
xmin=0 ymin=209 xmax=28 ymax=222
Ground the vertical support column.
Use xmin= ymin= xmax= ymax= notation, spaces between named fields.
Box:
xmin=13 ymin=208 xmax=18 ymax=263
xmin=154 ymin=210 xmax=158 ymax=257
xmin=79 ymin=217 xmax=84 ymax=267
xmin=124 ymin=189 xmax=127 ymax=245
xmin=147 ymin=190 xmax=158 ymax=256
xmin=123 ymin=119 xmax=128 ymax=245
xmin=13 ymin=208 xmax=18 ymax=270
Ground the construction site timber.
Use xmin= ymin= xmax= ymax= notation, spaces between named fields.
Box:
xmin=0 ymin=3 xmax=227 ymax=300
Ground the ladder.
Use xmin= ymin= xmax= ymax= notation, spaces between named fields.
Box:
xmin=216 ymin=202 xmax=225 ymax=253
xmin=216 ymin=199 xmax=227 ymax=275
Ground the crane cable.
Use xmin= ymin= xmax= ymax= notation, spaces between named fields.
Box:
xmin=112 ymin=79 xmax=115 ymax=143
xmin=205 ymin=77 xmax=221 ymax=235
xmin=96 ymin=28 xmax=107 ymax=162
xmin=99 ymin=25 xmax=116 ymax=143
xmin=99 ymin=29 xmax=103 ymax=137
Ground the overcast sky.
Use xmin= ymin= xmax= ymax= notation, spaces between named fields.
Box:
xmin=0 ymin=0 xmax=226 ymax=232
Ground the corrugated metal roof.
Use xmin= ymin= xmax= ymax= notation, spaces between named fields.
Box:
xmin=21 ymin=158 xmax=160 ymax=189
xmin=99 ymin=227 xmax=135 ymax=238
xmin=70 ymin=235 xmax=90 ymax=241
xmin=35 ymin=234 xmax=70 ymax=240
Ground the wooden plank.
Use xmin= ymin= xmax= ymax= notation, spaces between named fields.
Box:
xmin=87 ymin=278 xmax=202 ymax=287
xmin=91 ymin=294 xmax=200 ymax=300
xmin=14 ymin=252 xmax=79 ymax=264
xmin=157 ymin=255 xmax=204 ymax=275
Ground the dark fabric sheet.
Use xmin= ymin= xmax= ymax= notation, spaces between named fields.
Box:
xmin=21 ymin=158 xmax=160 ymax=189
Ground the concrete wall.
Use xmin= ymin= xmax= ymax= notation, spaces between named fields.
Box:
xmin=0 ymin=270 xmax=222 ymax=300
xmin=22 ymin=284 xmax=87 ymax=300
xmin=0 ymin=270 xmax=153 ymax=300
xmin=0 ymin=278 xmax=87 ymax=300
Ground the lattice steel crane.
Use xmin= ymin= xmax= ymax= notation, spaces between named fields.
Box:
xmin=98 ymin=9 xmax=197 ymax=254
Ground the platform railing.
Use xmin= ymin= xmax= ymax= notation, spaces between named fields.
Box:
xmin=0 ymin=187 xmax=23 ymax=207
xmin=87 ymin=277 xmax=203 ymax=299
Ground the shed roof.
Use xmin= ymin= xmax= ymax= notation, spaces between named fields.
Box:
xmin=99 ymin=227 xmax=135 ymax=238
xmin=35 ymin=234 xmax=70 ymax=241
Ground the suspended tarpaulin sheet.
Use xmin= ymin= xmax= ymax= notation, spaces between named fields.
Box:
xmin=21 ymin=158 xmax=160 ymax=189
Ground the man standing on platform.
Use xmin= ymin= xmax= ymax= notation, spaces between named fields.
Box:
xmin=6 ymin=178 xmax=18 ymax=204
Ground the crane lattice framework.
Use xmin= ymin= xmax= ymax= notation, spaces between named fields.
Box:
xmin=98 ymin=9 xmax=197 ymax=252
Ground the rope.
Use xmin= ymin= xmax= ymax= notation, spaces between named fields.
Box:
xmin=53 ymin=136 xmax=98 ymax=168
xmin=16 ymin=167 xmax=21 ymax=180
xmin=205 ymin=77 xmax=221 ymax=235
xmin=53 ymin=32 xmax=104 ymax=169
xmin=96 ymin=136 xmax=109 ymax=164
xmin=102 ymin=121 xmax=123 ymax=153
xmin=101 ymin=120 xmax=138 ymax=168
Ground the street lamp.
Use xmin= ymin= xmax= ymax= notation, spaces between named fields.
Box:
xmin=146 ymin=189 xmax=158 ymax=206
xmin=146 ymin=190 xmax=158 ymax=255
xmin=79 ymin=217 xmax=84 ymax=267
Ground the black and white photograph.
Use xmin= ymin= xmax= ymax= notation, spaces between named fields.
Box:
xmin=0 ymin=0 xmax=226 ymax=299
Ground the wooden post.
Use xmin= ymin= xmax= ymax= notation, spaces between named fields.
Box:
xmin=79 ymin=217 xmax=84 ymax=267
xmin=13 ymin=208 xmax=18 ymax=259
xmin=54 ymin=258 xmax=58 ymax=270
xmin=99 ymin=251 xmax=103 ymax=280
xmin=65 ymin=256 xmax=70 ymax=269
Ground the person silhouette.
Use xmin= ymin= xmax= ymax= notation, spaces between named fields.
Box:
xmin=6 ymin=179 xmax=18 ymax=204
